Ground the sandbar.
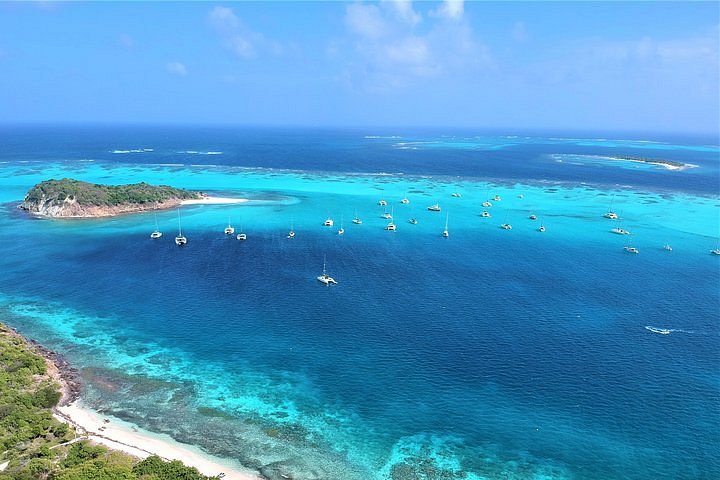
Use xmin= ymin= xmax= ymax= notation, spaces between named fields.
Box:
xmin=182 ymin=196 xmax=249 ymax=205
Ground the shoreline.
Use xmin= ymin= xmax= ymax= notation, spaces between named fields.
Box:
xmin=7 ymin=326 xmax=260 ymax=480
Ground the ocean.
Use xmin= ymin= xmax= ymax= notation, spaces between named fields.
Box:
xmin=0 ymin=126 xmax=718 ymax=479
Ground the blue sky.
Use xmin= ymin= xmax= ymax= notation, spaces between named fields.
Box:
xmin=0 ymin=1 xmax=718 ymax=134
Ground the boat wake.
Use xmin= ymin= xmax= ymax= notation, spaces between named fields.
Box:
xmin=645 ymin=326 xmax=694 ymax=335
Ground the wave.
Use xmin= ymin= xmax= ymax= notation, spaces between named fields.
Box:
xmin=178 ymin=151 xmax=223 ymax=155
xmin=365 ymin=135 xmax=402 ymax=139
xmin=645 ymin=326 xmax=694 ymax=335
xmin=111 ymin=148 xmax=152 ymax=154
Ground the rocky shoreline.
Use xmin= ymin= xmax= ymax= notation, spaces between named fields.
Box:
xmin=5 ymin=326 xmax=82 ymax=406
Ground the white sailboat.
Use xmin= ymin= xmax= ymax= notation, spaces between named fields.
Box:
xmin=538 ymin=219 xmax=546 ymax=232
xmin=500 ymin=211 xmax=512 ymax=230
xmin=400 ymin=195 xmax=410 ymax=204
xmin=338 ymin=215 xmax=345 ymax=235
xmin=287 ymin=221 xmax=295 ymax=239
xmin=224 ymin=217 xmax=235 ymax=235
xmin=175 ymin=209 xmax=187 ymax=246
xmin=442 ymin=212 xmax=449 ymax=237
xmin=317 ymin=255 xmax=337 ymax=285
xmin=603 ymin=194 xmax=618 ymax=219
xmin=150 ymin=213 xmax=162 ymax=239
xmin=323 ymin=216 xmax=334 ymax=227
xmin=352 ymin=209 xmax=362 ymax=224
xmin=427 ymin=203 xmax=441 ymax=212
xmin=378 ymin=199 xmax=387 ymax=206
xmin=385 ymin=207 xmax=396 ymax=231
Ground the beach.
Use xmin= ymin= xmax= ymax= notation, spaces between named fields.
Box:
xmin=53 ymin=403 xmax=259 ymax=480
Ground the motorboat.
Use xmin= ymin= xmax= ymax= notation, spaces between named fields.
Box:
xmin=427 ymin=204 xmax=441 ymax=212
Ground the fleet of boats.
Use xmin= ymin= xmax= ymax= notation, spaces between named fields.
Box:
xmin=150 ymin=192 xmax=717 ymax=277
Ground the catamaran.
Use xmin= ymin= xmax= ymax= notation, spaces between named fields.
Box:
xmin=378 ymin=199 xmax=387 ymax=206
xmin=352 ymin=209 xmax=362 ymax=224
xmin=175 ymin=209 xmax=187 ymax=246
xmin=317 ymin=255 xmax=337 ymax=285
xmin=385 ymin=207 xmax=396 ymax=231
xmin=323 ymin=217 xmax=334 ymax=227
xmin=288 ymin=221 xmax=295 ymax=239
xmin=603 ymin=194 xmax=618 ymax=219
xmin=224 ymin=217 xmax=235 ymax=235
xmin=150 ymin=213 xmax=162 ymax=239
xmin=338 ymin=215 xmax=344 ymax=235
xmin=442 ymin=212 xmax=449 ymax=237
xmin=427 ymin=203 xmax=441 ymax=212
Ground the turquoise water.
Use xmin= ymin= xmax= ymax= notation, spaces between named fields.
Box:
xmin=0 ymin=128 xmax=718 ymax=479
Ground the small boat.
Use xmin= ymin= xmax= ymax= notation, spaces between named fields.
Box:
xmin=528 ymin=214 xmax=537 ymax=220
xmin=323 ymin=217 xmax=334 ymax=227
xmin=409 ymin=218 xmax=418 ymax=225
xmin=451 ymin=192 xmax=461 ymax=198
xmin=645 ymin=326 xmax=671 ymax=335
xmin=480 ymin=211 xmax=491 ymax=218
xmin=378 ymin=199 xmax=387 ymax=206
xmin=385 ymin=207 xmax=396 ymax=230
xmin=317 ymin=255 xmax=337 ymax=285
xmin=517 ymin=194 xmax=524 ymax=199
xmin=611 ymin=227 xmax=631 ymax=235
xmin=175 ymin=209 xmax=187 ymax=246
xmin=338 ymin=215 xmax=344 ymax=235
xmin=663 ymin=244 xmax=672 ymax=251
xmin=400 ymin=196 xmax=410 ymax=204
xmin=482 ymin=201 xmax=493 ymax=208
xmin=500 ymin=223 xmax=512 ymax=230
xmin=538 ymin=224 xmax=546 ymax=232
xmin=710 ymin=249 xmax=720 ymax=255
xmin=442 ymin=213 xmax=449 ymax=238
xmin=224 ymin=218 xmax=235 ymax=235
xmin=287 ymin=222 xmax=295 ymax=239
xmin=381 ymin=208 xmax=392 ymax=219
xmin=237 ymin=232 xmax=247 ymax=241
xmin=427 ymin=203 xmax=441 ymax=212
xmin=603 ymin=194 xmax=618 ymax=219
xmin=493 ymin=195 xmax=501 ymax=201
xmin=624 ymin=246 xmax=640 ymax=254
xmin=150 ymin=213 xmax=162 ymax=239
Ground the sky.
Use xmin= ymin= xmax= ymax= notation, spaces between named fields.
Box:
xmin=0 ymin=1 xmax=718 ymax=134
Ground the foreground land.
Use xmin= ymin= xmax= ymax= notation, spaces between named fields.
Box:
xmin=0 ymin=323 xmax=228 ymax=480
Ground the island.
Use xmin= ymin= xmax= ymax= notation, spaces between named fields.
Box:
xmin=604 ymin=155 xmax=696 ymax=171
xmin=19 ymin=178 xmax=207 ymax=218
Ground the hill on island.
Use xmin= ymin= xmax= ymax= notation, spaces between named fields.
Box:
xmin=20 ymin=179 xmax=204 ymax=218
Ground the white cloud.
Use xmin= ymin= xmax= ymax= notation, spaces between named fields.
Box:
xmin=346 ymin=3 xmax=387 ymax=39
xmin=383 ymin=0 xmax=422 ymax=26
xmin=341 ymin=1 xmax=490 ymax=92
xmin=207 ymin=6 xmax=281 ymax=60
xmin=166 ymin=61 xmax=188 ymax=76
xmin=431 ymin=0 xmax=464 ymax=21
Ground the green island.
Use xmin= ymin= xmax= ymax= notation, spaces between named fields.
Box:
xmin=0 ymin=323 xmax=219 ymax=480
xmin=20 ymin=179 xmax=205 ymax=218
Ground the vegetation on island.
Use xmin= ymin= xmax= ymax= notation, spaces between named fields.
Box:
xmin=611 ymin=155 xmax=687 ymax=168
xmin=0 ymin=323 xmax=219 ymax=480
xmin=22 ymin=178 xmax=202 ymax=209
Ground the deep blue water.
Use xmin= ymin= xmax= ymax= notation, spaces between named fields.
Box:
xmin=0 ymin=126 xmax=718 ymax=480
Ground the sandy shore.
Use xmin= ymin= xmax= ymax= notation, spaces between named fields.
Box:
xmin=54 ymin=402 xmax=260 ymax=480
xmin=182 ymin=196 xmax=249 ymax=205
xmin=2 ymin=324 xmax=260 ymax=480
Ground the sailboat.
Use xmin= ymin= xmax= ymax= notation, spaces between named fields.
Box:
xmin=338 ymin=215 xmax=345 ymax=235
xmin=538 ymin=219 xmax=546 ymax=232
xmin=236 ymin=228 xmax=247 ymax=241
xmin=175 ymin=209 xmax=187 ymax=246
xmin=352 ymin=209 xmax=362 ymax=224
xmin=378 ymin=199 xmax=387 ymax=206
xmin=442 ymin=212 xmax=449 ymax=237
xmin=610 ymin=218 xmax=630 ymax=235
xmin=323 ymin=216 xmax=334 ymax=227
xmin=427 ymin=203 xmax=441 ymax=212
xmin=381 ymin=207 xmax=392 ymax=219
xmin=624 ymin=233 xmax=639 ymax=253
xmin=663 ymin=243 xmax=672 ymax=251
xmin=150 ymin=213 xmax=162 ymax=239
xmin=499 ymin=211 xmax=512 ymax=230
xmin=385 ymin=207 xmax=397 ymax=231
xmin=711 ymin=240 xmax=720 ymax=255
xmin=603 ymin=194 xmax=618 ymax=219
xmin=287 ymin=221 xmax=295 ymax=239
xmin=317 ymin=255 xmax=337 ymax=285
xmin=400 ymin=195 xmax=410 ymax=204
xmin=224 ymin=217 xmax=235 ymax=235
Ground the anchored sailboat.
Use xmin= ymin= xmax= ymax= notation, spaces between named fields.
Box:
xmin=317 ymin=255 xmax=337 ymax=285
xmin=175 ymin=209 xmax=187 ymax=246
xmin=150 ymin=213 xmax=162 ymax=239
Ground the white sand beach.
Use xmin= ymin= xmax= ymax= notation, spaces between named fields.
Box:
xmin=54 ymin=402 xmax=259 ymax=480
xmin=182 ymin=196 xmax=249 ymax=205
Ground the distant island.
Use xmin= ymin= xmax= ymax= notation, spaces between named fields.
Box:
xmin=605 ymin=155 xmax=696 ymax=171
xmin=20 ymin=178 xmax=206 ymax=218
